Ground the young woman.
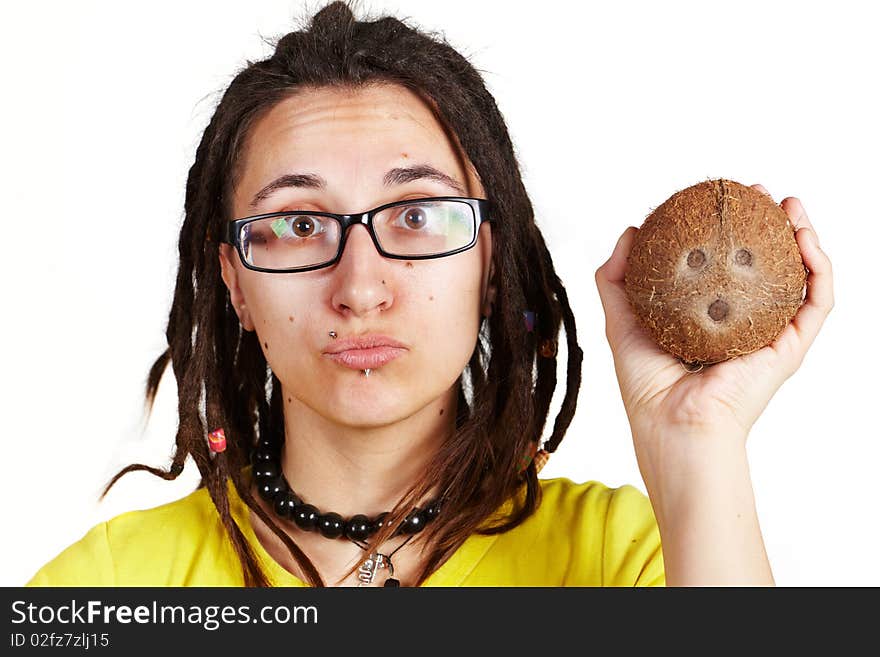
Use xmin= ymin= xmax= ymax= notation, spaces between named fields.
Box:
xmin=26 ymin=2 xmax=832 ymax=588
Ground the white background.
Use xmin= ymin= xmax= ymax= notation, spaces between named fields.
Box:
xmin=2 ymin=0 xmax=877 ymax=586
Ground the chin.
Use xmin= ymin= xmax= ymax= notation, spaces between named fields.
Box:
xmin=321 ymin=380 xmax=424 ymax=428
xmin=326 ymin=404 xmax=415 ymax=429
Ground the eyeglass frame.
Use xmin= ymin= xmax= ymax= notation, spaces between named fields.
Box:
xmin=220 ymin=195 xmax=493 ymax=273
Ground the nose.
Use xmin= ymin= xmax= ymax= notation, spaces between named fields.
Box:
xmin=329 ymin=224 xmax=393 ymax=318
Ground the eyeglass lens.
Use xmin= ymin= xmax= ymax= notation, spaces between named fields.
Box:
xmin=240 ymin=199 xmax=476 ymax=270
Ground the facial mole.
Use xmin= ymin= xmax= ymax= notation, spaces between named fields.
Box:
xmin=382 ymin=279 xmax=386 ymax=285
xmin=735 ymin=248 xmax=753 ymax=266
xmin=406 ymin=262 xmax=414 ymax=269
xmin=288 ymin=315 xmax=294 ymax=322
xmin=687 ymin=249 xmax=706 ymax=268
xmin=401 ymin=152 xmax=409 ymax=158
xmin=264 ymin=341 xmax=269 ymax=350
xmin=429 ymin=295 xmax=434 ymax=301
xmin=287 ymin=397 xmax=292 ymax=403
xmin=439 ymin=409 xmax=444 ymax=415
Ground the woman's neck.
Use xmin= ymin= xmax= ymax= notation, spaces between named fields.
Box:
xmin=276 ymin=386 xmax=458 ymax=517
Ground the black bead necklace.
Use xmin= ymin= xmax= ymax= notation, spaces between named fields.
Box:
xmin=251 ymin=438 xmax=442 ymax=543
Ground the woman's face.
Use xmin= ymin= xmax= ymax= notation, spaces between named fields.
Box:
xmin=219 ymin=84 xmax=494 ymax=428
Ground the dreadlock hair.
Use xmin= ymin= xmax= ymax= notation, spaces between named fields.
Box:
xmin=100 ymin=0 xmax=583 ymax=587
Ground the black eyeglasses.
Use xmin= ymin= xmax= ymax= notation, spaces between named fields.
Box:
xmin=221 ymin=196 xmax=492 ymax=273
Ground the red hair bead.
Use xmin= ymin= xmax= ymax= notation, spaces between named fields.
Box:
xmin=208 ymin=428 xmax=227 ymax=453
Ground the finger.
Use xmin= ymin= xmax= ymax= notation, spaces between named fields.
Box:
xmin=596 ymin=228 xmax=686 ymax=409
xmin=751 ymin=183 xmax=772 ymax=199
xmin=771 ymin=207 xmax=834 ymax=370
xmin=596 ymin=226 xmax=637 ymax=285
xmin=780 ymin=195 xmax=828 ymax=292
xmin=781 ymin=196 xmax=819 ymax=242
xmin=790 ymin=222 xmax=834 ymax=340
xmin=595 ymin=226 xmax=641 ymax=349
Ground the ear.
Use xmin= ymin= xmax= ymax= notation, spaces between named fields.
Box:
xmin=482 ymin=287 xmax=497 ymax=318
xmin=219 ymin=244 xmax=255 ymax=332
xmin=481 ymin=266 xmax=497 ymax=317
xmin=479 ymin=224 xmax=496 ymax=318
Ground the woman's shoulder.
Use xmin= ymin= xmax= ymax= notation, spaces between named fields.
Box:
xmin=458 ymin=477 xmax=664 ymax=586
xmin=533 ymin=476 xmax=659 ymax=536
xmin=25 ymin=486 xmax=239 ymax=587
xmin=537 ymin=475 xmax=649 ymax=503
xmin=102 ymin=485 xmax=220 ymax=537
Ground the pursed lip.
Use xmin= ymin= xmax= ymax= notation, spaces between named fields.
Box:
xmin=323 ymin=334 xmax=408 ymax=370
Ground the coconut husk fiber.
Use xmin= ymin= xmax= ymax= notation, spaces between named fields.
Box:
xmin=624 ymin=178 xmax=807 ymax=365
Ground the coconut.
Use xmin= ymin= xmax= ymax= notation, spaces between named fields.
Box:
xmin=623 ymin=178 xmax=807 ymax=365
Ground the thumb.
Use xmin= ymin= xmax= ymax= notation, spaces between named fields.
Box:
xmin=595 ymin=226 xmax=639 ymax=349
xmin=597 ymin=226 xmax=637 ymax=284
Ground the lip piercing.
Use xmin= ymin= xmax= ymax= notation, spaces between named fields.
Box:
xmin=329 ymin=331 xmax=337 ymax=339
xmin=363 ymin=369 xmax=372 ymax=377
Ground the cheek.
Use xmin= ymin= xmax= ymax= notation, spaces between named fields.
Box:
xmin=241 ymin=280 xmax=316 ymax=366
xmin=412 ymin=265 xmax=483 ymax=362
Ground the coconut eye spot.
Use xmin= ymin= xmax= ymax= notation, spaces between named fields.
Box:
xmin=687 ymin=249 xmax=706 ymax=268
xmin=708 ymin=298 xmax=729 ymax=322
xmin=735 ymin=248 xmax=753 ymax=266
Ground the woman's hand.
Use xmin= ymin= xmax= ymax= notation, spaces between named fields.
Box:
xmin=595 ymin=184 xmax=833 ymax=585
xmin=595 ymin=184 xmax=834 ymax=473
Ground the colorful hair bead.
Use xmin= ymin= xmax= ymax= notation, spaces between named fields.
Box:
xmin=533 ymin=449 xmax=550 ymax=474
xmin=518 ymin=443 xmax=550 ymax=474
xmin=208 ymin=428 xmax=227 ymax=453
xmin=539 ymin=339 xmax=557 ymax=358
xmin=519 ymin=441 xmax=539 ymax=472
xmin=523 ymin=311 xmax=536 ymax=333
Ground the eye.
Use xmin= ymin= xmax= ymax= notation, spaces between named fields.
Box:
xmin=401 ymin=206 xmax=428 ymax=230
xmin=687 ymin=249 xmax=706 ymax=268
xmin=291 ymin=216 xmax=319 ymax=237
xmin=269 ymin=215 xmax=326 ymax=239
xmin=735 ymin=248 xmax=753 ymax=266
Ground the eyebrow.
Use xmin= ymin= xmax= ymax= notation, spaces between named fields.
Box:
xmin=248 ymin=164 xmax=467 ymax=208
xmin=382 ymin=164 xmax=467 ymax=196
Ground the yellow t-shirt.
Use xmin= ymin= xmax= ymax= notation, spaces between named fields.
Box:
xmin=25 ymin=476 xmax=665 ymax=587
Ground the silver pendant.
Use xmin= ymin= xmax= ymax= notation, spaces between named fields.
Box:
xmin=356 ymin=552 xmax=393 ymax=586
